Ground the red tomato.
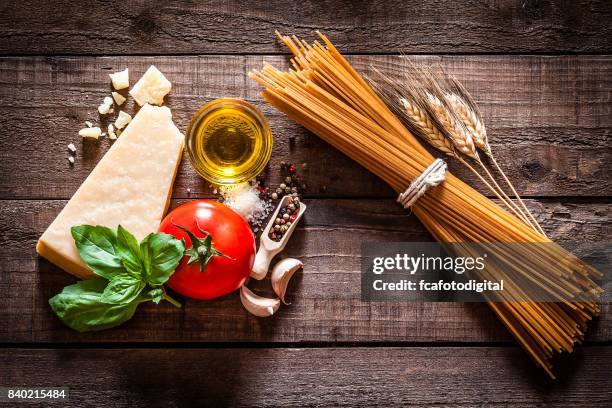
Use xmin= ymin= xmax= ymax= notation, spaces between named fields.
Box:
xmin=159 ymin=200 xmax=255 ymax=300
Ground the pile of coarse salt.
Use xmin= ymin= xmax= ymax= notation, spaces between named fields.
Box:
xmin=219 ymin=182 xmax=274 ymax=233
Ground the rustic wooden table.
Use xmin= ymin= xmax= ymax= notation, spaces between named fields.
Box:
xmin=1 ymin=1 xmax=611 ymax=406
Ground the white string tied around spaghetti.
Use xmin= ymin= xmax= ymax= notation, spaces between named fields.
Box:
xmin=397 ymin=158 xmax=447 ymax=209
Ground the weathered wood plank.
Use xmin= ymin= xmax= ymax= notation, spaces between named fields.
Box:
xmin=0 ymin=1 xmax=610 ymax=55
xmin=2 ymin=347 xmax=611 ymax=406
xmin=0 ymin=55 xmax=610 ymax=199
xmin=1 ymin=198 xmax=609 ymax=343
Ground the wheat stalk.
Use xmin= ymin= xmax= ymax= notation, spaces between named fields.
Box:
xmin=369 ymin=66 xmax=544 ymax=233
xmin=369 ymin=69 xmax=537 ymax=228
xmin=399 ymin=93 xmax=536 ymax=229
xmin=399 ymin=96 xmax=529 ymax=222
xmin=426 ymin=92 xmax=542 ymax=229
xmin=447 ymin=93 xmax=546 ymax=236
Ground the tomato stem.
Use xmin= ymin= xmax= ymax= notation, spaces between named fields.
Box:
xmin=171 ymin=221 xmax=234 ymax=273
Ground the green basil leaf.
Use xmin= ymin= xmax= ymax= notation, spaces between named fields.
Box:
xmin=48 ymin=279 xmax=138 ymax=332
xmin=71 ymin=225 xmax=123 ymax=280
xmin=139 ymin=233 xmax=153 ymax=278
xmin=116 ymin=225 xmax=143 ymax=277
xmin=141 ymin=232 xmax=185 ymax=286
xmin=100 ymin=274 xmax=145 ymax=304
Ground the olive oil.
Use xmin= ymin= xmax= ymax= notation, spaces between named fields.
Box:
xmin=186 ymin=99 xmax=273 ymax=185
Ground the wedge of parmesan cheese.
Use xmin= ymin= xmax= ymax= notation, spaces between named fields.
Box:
xmin=130 ymin=65 xmax=171 ymax=106
xmin=37 ymin=104 xmax=184 ymax=278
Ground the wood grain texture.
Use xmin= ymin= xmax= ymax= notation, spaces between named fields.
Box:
xmin=1 ymin=198 xmax=609 ymax=343
xmin=0 ymin=55 xmax=610 ymax=199
xmin=2 ymin=347 xmax=611 ymax=406
xmin=0 ymin=1 xmax=610 ymax=55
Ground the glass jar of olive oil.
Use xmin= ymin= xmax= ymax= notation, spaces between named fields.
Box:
xmin=186 ymin=98 xmax=273 ymax=185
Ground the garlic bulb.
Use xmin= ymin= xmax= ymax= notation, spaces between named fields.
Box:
xmin=271 ymin=258 xmax=303 ymax=305
xmin=240 ymin=285 xmax=280 ymax=317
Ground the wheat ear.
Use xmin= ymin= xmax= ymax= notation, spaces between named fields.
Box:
xmin=368 ymin=66 xmax=543 ymax=232
xmin=446 ymin=93 xmax=491 ymax=155
xmin=448 ymin=93 xmax=546 ymax=236
xmin=399 ymin=98 xmax=455 ymax=156
xmin=402 ymin=97 xmax=534 ymax=227
xmin=429 ymin=93 xmax=542 ymax=230
xmin=427 ymin=94 xmax=479 ymax=160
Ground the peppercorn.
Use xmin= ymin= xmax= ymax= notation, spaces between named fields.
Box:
xmin=275 ymin=217 xmax=281 ymax=225
xmin=285 ymin=187 xmax=291 ymax=194
xmin=288 ymin=203 xmax=296 ymax=211
xmin=293 ymin=196 xmax=300 ymax=203
xmin=276 ymin=187 xmax=283 ymax=194
xmin=280 ymin=183 xmax=286 ymax=190
xmin=285 ymin=176 xmax=292 ymax=184
xmin=280 ymin=218 xmax=286 ymax=225
xmin=274 ymin=225 xmax=281 ymax=231
xmin=290 ymin=214 xmax=297 ymax=222
xmin=280 ymin=208 xmax=286 ymax=215
xmin=283 ymin=213 xmax=290 ymax=220
xmin=289 ymin=164 xmax=296 ymax=174
xmin=291 ymin=187 xmax=298 ymax=193
xmin=291 ymin=174 xmax=297 ymax=182
xmin=280 ymin=161 xmax=286 ymax=168
xmin=280 ymin=225 xmax=289 ymax=233
xmin=271 ymin=192 xmax=278 ymax=200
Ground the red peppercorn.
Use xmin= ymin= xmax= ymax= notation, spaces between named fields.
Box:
xmin=289 ymin=214 xmax=297 ymax=222
xmin=288 ymin=164 xmax=297 ymax=174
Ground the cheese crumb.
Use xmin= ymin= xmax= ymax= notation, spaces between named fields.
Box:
xmin=85 ymin=121 xmax=93 ymax=128
xmin=68 ymin=156 xmax=75 ymax=164
xmin=79 ymin=127 xmax=102 ymax=139
xmin=111 ymin=91 xmax=126 ymax=105
xmin=109 ymin=68 xmax=129 ymax=90
xmin=129 ymin=65 xmax=171 ymax=106
xmin=98 ymin=104 xmax=110 ymax=115
xmin=98 ymin=96 xmax=113 ymax=115
xmin=68 ymin=143 xmax=77 ymax=152
xmin=108 ymin=124 xmax=117 ymax=140
xmin=115 ymin=111 xmax=132 ymax=130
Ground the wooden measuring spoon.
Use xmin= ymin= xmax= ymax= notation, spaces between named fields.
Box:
xmin=251 ymin=195 xmax=307 ymax=280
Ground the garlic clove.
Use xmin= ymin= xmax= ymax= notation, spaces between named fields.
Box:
xmin=271 ymin=258 xmax=303 ymax=305
xmin=240 ymin=285 xmax=280 ymax=318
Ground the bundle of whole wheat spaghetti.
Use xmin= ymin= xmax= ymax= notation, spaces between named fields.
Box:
xmin=249 ymin=32 xmax=602 ymax=378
